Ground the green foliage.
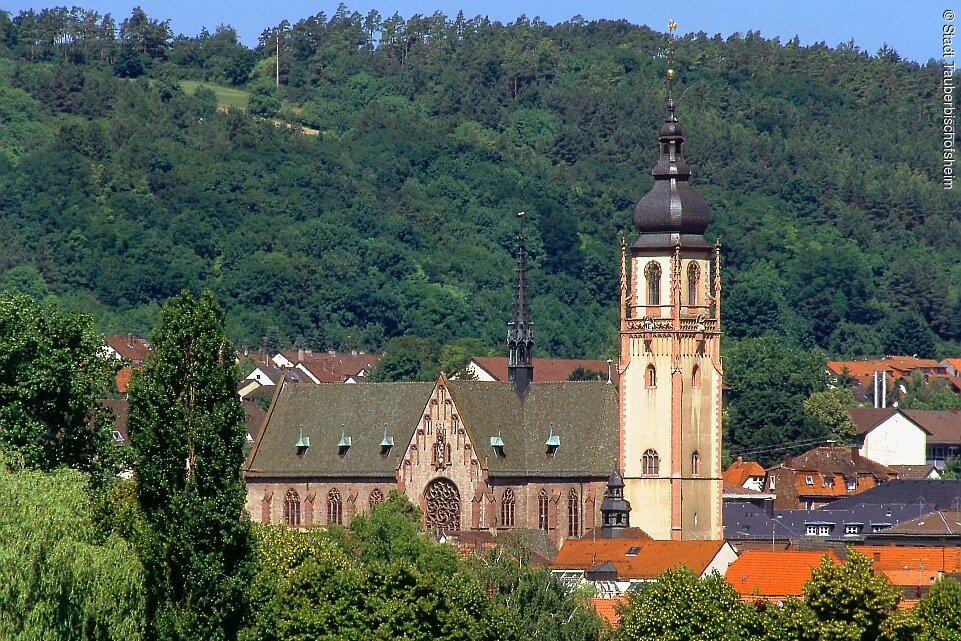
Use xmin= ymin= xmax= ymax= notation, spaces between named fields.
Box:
xmin=802 ymin=388 xmax=859 ymax=444
xmin=568 ymin=366 xmax=605 ymax=381
xmin=128 ymin=290 xmax=254 ymax=641
xmin=245 ymin=494 xmax=519 ymax=641
xmin=724 ymin=335 xmax=829 ymax=466
xmin=0 ymin=290 xmax=124 ymax=483
xmin=0 ymin=460 xmax=145 ymax=641
xmin=897 ymin=372 xmax=961 ymax=410
xmin=909 ymin=576 xmax=961 ymax=641
xmin=612 ymin=566 xmax=758 ymax=641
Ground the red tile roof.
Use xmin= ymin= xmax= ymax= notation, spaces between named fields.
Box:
xmin=552 ymin=537 xmax=724 ymax=580
xmin=591 ymin=597 xmax=627 ymax=626
xmin=471 ymin=356 xmax=618 ymax=383
xmin=725 ymin=549 xmax=839 ymax=599
xmin=280 ymin=350 xmax=381 ymax=383
xmin=845 ymin=407 xmax=901 ymax=436
xmin=854 ymin=545 xmax=961 ymax=576
xmin=723 ymin=459 xmax=766 ymax=486
xmin=104 ymin=335 xmax=152 ymax=362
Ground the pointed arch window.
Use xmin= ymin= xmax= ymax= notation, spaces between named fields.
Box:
xmin=501 ymin=488 xmax=515 ymax=527
xmin=327 ymin=488 xmax=343 ymax=525
xmin=691 ymin=451 xmax=701 ymax=477
xmin=645 ymin=262 xmax=661 ymax=305
xmin=642 ymin=449 xmax=660 ymax=475
xmin=692 ymin=364 xmax=701 ymax=388
xmin=646 ymin=364 xmax=657 ymax=388
xmin=538 ymin=489 xmax=549 ymax=531
xmin=369 ymin=488 xmax=384 ymax=508
xmin=283 ymin=488 xmax=301 ymax=527
xmin=687 ymin=262 xmax=700 ymax=306
xmin=568 ymin=489 xmax=581 ymax=537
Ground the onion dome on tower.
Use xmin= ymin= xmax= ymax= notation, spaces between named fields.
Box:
xmin=631 ymin=97 xmax=712 ymax=250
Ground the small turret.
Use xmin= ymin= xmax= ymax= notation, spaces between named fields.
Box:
xmin=507 ymin=211 xmax=533 ymax=397
xmin=600 ymin=470 xmax=632 ymax=538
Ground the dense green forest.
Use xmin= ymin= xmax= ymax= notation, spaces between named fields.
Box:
xmin=0 ymin=5 xmax=956 ymax=360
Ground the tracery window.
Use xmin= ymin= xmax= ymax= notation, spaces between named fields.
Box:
xmin=646 ymin=364 xmax=657 ymax=388
xmin=642 ymin=449 xmax=660 ymax=475
xmin=501 ymin=488 xmax=515 ymax=527
xmin=369 ymin=488 xmax=384 ymax=508
xmin=691 ymin=451 xmax=701 ymax=477
xmin=568 ymin=489 xmax=581 ymax=537
xmin=425 ymin=478 xmax=461 ymax=531
xmin=645 ymin=262 xmax=661 ymax=306
xmin=538 ymin=489 xmax=549 ymax=531
xmin=687 ymin=262 xmax=700 ymax=306
xmin=283 ymin=488 xmax=301 ymax=527
xmin=327 ymin=488 xmax=343 ymax=525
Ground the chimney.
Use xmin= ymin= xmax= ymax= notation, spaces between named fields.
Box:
xmin=763 ymin=497 xmax=774 ymax=518
xmin=298 ymin=348 xmax=305 ymax=363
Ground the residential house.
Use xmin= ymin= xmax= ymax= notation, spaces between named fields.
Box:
xmin=272 ymin=349 xmax=380 ymax=384
xmin=815 ymin=479 xmax=961 ymax=512
xmin=725 ymin=549 xmax=839 ymax=603
xmin=551 ymin=536 xmax=737 ymax=597
xmin=828 ymin=356 xmax=948 ymax=403
xmin=765 ymin=443 xmax=896 ymax=509
xmin=103 ymin=334 xmax=153 ymax=393
xmin=854 ymin=545 xmax=961 ymax=603
xmin=864 ymin=510 xmax=961 ymax=546
xmin=846 ymin=407 xmax=928 ymax=467
xmin=723 ymin=457 xmax=766 ymax=492
xmin=900 ymin=410 xmax=961 ymax=471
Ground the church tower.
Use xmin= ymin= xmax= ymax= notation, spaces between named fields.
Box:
xmin=618 ymin=71 xmax=723 ymax=539
xmin=507 ymin=211 xmax=534 ymax=397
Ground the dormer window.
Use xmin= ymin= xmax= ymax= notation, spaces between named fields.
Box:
xmin=295 ymin=426 xmax=310 ymax=456
xmin=112 ymin=430 xmax=125 ymax=443
xmin=337 ymin=428 xmax=351 ymax=457
xmin=380 ymin=424 xmax=394 ymax=457
xmin=545 ymin=424 xmax=560 ymax=456
xmin=804 ymin=475 xmax=814 ymax=485
xmin=491 ymin=432 xmax=506 ymax=458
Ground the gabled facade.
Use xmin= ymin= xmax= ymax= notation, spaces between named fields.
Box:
xmin=846 ymin=407 xmax=928 ymax=467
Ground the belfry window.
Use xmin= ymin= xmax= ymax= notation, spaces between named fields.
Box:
xmin=645 ymin=262 xmax=661 ymax=306
xmin=691 ymin=451 xmax=701 ymax=477
xmin=642 ymin=449 xmax=660 ymax=475
xmin=283 ymin=488 xmax=301 ymax=527
xmin=646 ymin=364 xmax=657 ymax=388
xmin=687 ymin=262 xmax=700 ymax=306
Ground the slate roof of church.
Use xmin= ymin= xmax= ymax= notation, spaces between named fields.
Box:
xmin=244 ymin=379 xmax=619 ymax=480
xmin=822 ymin=480 xmax=961 ymax=511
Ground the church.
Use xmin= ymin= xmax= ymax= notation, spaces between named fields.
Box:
xmin=243 ymin=94 xmax=723 ymax=544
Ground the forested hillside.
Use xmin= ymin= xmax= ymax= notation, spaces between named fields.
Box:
xmin=0 ymin=6 xmax=955 ymax=359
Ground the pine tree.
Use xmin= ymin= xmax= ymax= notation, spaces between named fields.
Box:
xmin=128 ymin=290 xmax=254 ymax=641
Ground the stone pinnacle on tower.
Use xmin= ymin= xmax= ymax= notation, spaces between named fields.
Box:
xmin=507 ymin=211 xmax=533 ymax=397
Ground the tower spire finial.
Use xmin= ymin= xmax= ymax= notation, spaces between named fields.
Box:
xmin=507 ymin=210 xmax=533 ymax=397
xmin=666 ymin=19 xmax=678 ymax=102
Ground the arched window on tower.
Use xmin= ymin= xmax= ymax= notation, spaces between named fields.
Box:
xmin=568 ymin=489 xmax=581 ymax=537
xmin=691 ymin=451 xmax=701 ymax=477
xmin=538 ymin=489 xmax=549 ymax=531
xmin=501 ymin=488 xmax=515 ymax=527
xmin=642 ymin=449 xmax=660 ymax=475
xmin=283 ymin=488 xmax=301 ymax=527
xmin=645 ymin=262 xmax=661 ymax=306
xmin=692 ymin=364 xmax=701 ymax=388
xmin=646 ymin=364 xmax=657 ymax=388
xmin=687 ymin=262 xmax=700 ymax=306
xmin=327 ymin=488 xmax=343 ymax=525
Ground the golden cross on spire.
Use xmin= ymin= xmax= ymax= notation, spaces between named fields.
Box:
xmin=666 ymin=19 xmax=678 ymax=87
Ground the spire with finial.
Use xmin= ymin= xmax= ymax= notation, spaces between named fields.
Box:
xmin=507 ymin=211 xmax=533 ymax=397
xmin=631 ymin=19 xmax=711 ymax=250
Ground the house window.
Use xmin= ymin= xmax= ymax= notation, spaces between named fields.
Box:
xmin=805 ymin=475 xmax=814 ymax=485
xmin=369 ymin=488 xmax=384 ymax=508
xmin=283 ymin=489 xmax=301 ymax=527
xmin=568 ymin=489 xmax=581 ymax=537
xmin=646 ymin=364 xmax=657 ymax=388
xmin=805 ymin=524 xmax=817 ymax=536
xmin=805 ymin=524 xmax=832 ymax=537
xmin=642 ymin=449 xmax=660 ymax=475
xmin=769 ymin=476 xmax=776 ymax=490
xmin=327 ymin=488 xmax=343 ymax=525
xmin=845 ymin=524 xmax=861 ymax=536
xmin=687 ymin=262 xmax=699 ymax=306
xmin=501 ymin=488 xmax=515 ymax=527
xmin=538 ymin=489 xmax=549 ymax=531
xmin=823 ymin=475 xmax=834 ymax=487
xmin=645 ymin=262 xmax=661 ymax=306
xmin=846 ymin=479 xmax=857 ymax=492
xmin=692 ymin=365 xmax=701 ymax=388
xmin=691 ymin=451 xmax=700 ymax=477
xmin=818 ymin=525 xmax=831 ymax=536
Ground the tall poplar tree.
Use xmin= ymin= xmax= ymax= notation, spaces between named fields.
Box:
xmin=128 ymin=290 xmax=254 ymax=641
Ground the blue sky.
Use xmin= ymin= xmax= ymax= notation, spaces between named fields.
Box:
xmin=4 ymin=0 xmax=945 ymax=64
